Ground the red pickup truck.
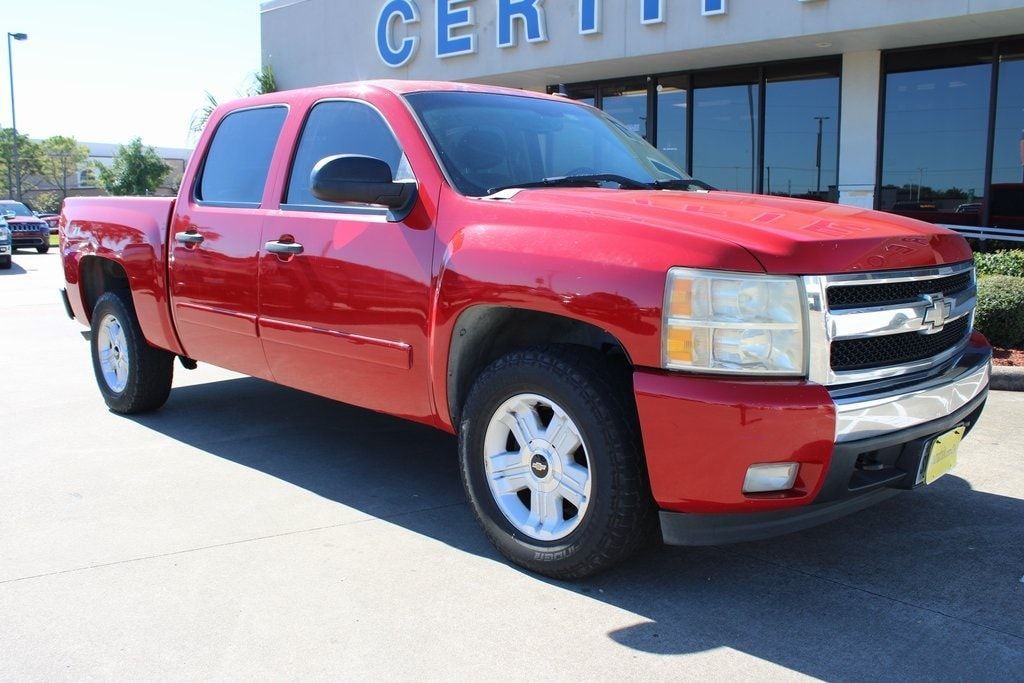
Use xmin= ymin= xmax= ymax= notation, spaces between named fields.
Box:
xmin=59 ymin=81 xmax=991 ymax=579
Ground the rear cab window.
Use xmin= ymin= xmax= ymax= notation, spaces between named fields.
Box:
xmin=196 ymin=106 xmax=288 ymax=207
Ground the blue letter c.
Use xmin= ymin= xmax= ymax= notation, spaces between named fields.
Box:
xmin=377 ymin=0 xmax=420 ymax=68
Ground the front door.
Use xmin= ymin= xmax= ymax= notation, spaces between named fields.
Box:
xmin=169 ymin=105 xmax=288 ymax=380
xmin=258 ymin=99 xmax=435 ymax=420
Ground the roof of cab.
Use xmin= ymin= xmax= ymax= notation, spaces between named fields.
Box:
xmin=220 ymin=80 xmax=564 ymax=112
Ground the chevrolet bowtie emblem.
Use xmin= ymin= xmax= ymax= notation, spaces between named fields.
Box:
xmin=921 ymin=294 xmax=954 ymax=333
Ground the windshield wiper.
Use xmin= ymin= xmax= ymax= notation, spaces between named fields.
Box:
xmin=650 ymin=178 xmax=716 ymax=191
xmin=487 ymin=174 xmax=652 ymax=195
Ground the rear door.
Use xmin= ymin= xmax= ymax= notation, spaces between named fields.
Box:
xmin=169 ymin=105 xmax=287 ymax=379
xmin=257 ymin=98 xmax=436 ymax=420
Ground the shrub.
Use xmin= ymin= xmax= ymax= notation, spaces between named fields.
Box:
xmin=975 ymin=250 xmax=1024 ymax=278
xmin=975 ymin=275 xmax=1024 ymax=348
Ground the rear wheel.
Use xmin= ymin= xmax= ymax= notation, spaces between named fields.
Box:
xmin=90 ymin=291 xmax=174 ymax=414
xmin=459 ymin=346 xmax=654 ymax=579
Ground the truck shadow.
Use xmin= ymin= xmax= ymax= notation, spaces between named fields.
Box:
xmin=129 ymin=375 xmax=1024 ymax=677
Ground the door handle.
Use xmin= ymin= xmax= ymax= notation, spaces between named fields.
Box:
xmin=265 ymin=240 xmax=304 ymax=255
xmin=174 ymin=231 xmax=205 ymax=246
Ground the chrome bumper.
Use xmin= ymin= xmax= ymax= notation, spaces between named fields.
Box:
xmin=832 ymin=340 xmax=991 ymax=443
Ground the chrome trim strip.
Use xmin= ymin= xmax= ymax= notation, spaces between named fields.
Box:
xmin=824 ymin=261 xmax=974 ymax=287
xmin=829 ymin=289 xmax=975 ymax=340
xmin=832 ymin=346 xmax=990 ymax=443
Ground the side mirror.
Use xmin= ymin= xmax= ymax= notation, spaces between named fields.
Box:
xmin=310 ymin=154 xmax=417 ymax=221
xmin=2 ymin=211 xmax=15 ymax=220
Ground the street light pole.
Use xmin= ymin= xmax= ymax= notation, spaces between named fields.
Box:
xmin=7 ymin=32 xmax=28 ymax=201
xmin=814 ymin=116 xmax=830 ymax=198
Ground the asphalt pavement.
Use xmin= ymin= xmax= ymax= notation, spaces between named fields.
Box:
xmin=2 ymin=250 xmax=1022 ymax=680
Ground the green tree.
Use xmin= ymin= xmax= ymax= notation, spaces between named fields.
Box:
xmin=251 ymin=65 xmax=278 ymax=96
xmin=30 ymin=191 xmax=62 ymax=214
xmin=97 ymin=138 xmax=171 ymax=196
xmin=0 ymin=128 xmax=44 ymax=199
xmin=38 ymin=136 xmax=90 ymax=200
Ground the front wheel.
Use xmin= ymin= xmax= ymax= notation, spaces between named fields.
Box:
xmin=90 ymin=291 xmax=174 ymax=414
xmin=0 ymin=256 xmax=10 ymax=269
xmin=36 ymin=245 xmax=49 ymax=254
xmin=459 ymin=346 xmax=654 ymax=579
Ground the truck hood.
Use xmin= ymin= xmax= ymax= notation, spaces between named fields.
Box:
xmin=497 ymin=188 xmax=972 ymax=274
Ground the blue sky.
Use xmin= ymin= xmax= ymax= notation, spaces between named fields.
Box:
xmin=1 ymin=0 xmax=261 ymax=149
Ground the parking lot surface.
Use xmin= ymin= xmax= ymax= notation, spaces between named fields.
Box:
xmin=2 ymin=251 xmax=1023 ymax=680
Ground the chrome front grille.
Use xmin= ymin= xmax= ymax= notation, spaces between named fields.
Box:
xmin=827 ymin=271 xmax=973 ymax=310
xmin=11 ymin=223 xmax=46 ymax=232
xmin=804 ymin=261 xmax=976 ymax=386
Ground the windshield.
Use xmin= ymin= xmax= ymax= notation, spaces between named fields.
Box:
xmin=0 ymin=201 xmax=33 ymax=217
xmin=405 ymin=91 xmax=698 ymax=197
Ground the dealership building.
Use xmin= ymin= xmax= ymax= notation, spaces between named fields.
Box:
xmin=261 ymin=0 xmax=1024 ymax=228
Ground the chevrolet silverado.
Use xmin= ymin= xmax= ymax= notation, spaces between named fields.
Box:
xmin=59 ymin=81 xmax=991 ymax=578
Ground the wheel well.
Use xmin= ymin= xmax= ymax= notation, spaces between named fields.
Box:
xmin=79 ymin=257 xmax=131 ymax=321
xmin=446 ymin=306 xmax=633 ymax=425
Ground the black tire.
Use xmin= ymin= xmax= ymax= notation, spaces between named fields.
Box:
xmin=0 ymin=256 xmax=10 ymax=269
xmin=459 ymin=346 xmax=654 ymax=579
xmin=36 ymin=245 xmax=50 ymax=254
xmin=90 ymin=291 xmax=174 ymax=414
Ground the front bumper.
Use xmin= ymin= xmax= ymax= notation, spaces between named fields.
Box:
xmin=634 ymin=334 xmax=991 ymax=545
xmin=12 ymin=234 xmax=48 ymax=247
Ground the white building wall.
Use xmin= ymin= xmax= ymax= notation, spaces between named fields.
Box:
xmin=261 ymin=0 xmax=1024 ymax=89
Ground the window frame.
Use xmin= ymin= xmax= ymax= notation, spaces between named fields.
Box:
xmin=192 ymin=103 xmax=290 ymax=210
xmin=279 ymin=97 xmax=412 ymax=216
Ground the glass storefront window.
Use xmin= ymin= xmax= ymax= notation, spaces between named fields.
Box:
xmin=692 ymin=83 xmax=760 ymax=193
xmin=880 ymin=62 xmax=992 ymax=226
xmin=565 ymin=86 xmax=596 ymax=108
xmin=656 ymin=77 xmax=688 ymax=173
xmin=601 ymin=84 xmax=650 ymax=140
xmin=991 ymin=49 xmax=1024 ymax=230
xmin=764 ymin=77 xmax=839 ymax=202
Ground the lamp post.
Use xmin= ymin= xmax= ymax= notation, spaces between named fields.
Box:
xmin=814 ymin=116 xmax=830 ymax=198
xmin=7 ymin=32 xmax=28 ymax=201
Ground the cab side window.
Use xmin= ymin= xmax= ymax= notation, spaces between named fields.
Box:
xmin=198 ymin=106 xmax=287 ymax=206
xmin=285 ymin=100 xmax=412 ymax=209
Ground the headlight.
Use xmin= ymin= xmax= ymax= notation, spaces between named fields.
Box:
xmin=662 ymin=268 xmax=806 ymax=375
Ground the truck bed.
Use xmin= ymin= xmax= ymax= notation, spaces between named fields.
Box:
xmin=61 ymin=196 xmax=181 ymax=355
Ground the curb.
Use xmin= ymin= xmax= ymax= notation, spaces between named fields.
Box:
xmin=991 ymin=365 xmax=1024 ymax=392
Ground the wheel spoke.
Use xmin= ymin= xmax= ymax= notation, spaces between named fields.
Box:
xmin=527 ymin=488 xmax=561 ymax=533
xmin=558 ymin=463 xmax=589 ymax=508
xmin=488 ymin=451 xmax=531 ymax=495
xmin=546 ymin=411 xmax=581 ymax=457
xmin=489 ymin=450 xmax=523 ymax=474
xmin=499 ymin=402 xmax=543 ymax=448
xmin=492 ymin=466 xmax=531 ymax=496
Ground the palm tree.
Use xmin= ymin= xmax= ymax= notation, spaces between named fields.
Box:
xmin=189 ymin=65 xmax=279 ymax=138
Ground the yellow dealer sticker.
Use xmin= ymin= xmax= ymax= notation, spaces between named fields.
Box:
xmin=925 ymin=426 xmax=966 ymax=485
